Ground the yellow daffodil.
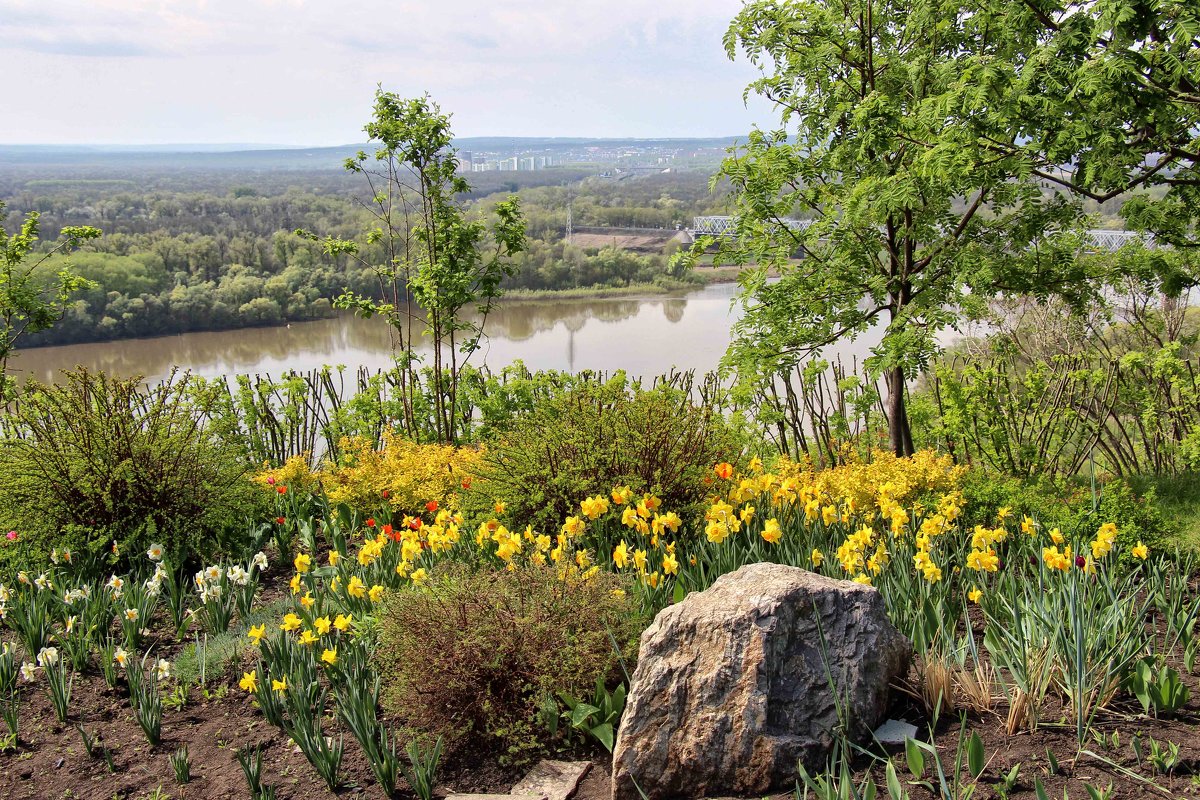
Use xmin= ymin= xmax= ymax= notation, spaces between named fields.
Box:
xmin=313 ymin=616 xmax=332 ymax=635
xmin=613 ymin=540 xmax=629 ymax=569
xmin=1132 ymin=541 xmax=1149 ymax=560
xmin=272 ymin=676 xmax=287 ymax=694
xmin=280 ymin=613 xmax=302 ymax=632
xmin=239 ymin=670 xmax=258 ymax=692
xmin=248 ymin=624 xmax=266 ymax=645
xmin=298 ymin=629 xmax=318 ymax=646
xmin=333 ymin=613 xmax=352 ymax=632
xmin=321 ymin=648 xmax=337 ymax=666
xmin=968 ymin=587 xmax=983 ymax=604
xmin=294 ymin=553 xmax=311 ymax=573
xmin=761 ymin=518 xmax=782 ymax=545
xmin=368 ymin=584 xmax=384 ymax=603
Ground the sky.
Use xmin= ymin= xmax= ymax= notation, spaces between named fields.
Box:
xmin=0 ymin=0 xmax=775 ymax=146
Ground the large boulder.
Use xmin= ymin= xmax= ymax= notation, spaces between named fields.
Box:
xmin=611 ymin=563 xmax=911 ymax=800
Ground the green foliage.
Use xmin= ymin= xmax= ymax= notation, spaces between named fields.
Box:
xmin=0 ymin=200 xmax=100 ymax=392
xmin=400 ymin=736 xmax=444 ymax=800
xmin=1122 ymin=657 xmax=1191 ymax=717
xmin=0 ymin=369 xmax=266 ymax=575
xmin=375 ymin=564 xmax=645 ymax=764
xmin=959 ymin=470 xmax=1168 ymax=557
xmin=470 ymin=375 xmax=744 ymax=534
xmin=556 ymin=678 xmax=626 ymax=753
xmin=309 ymin=90 xmax=527 ymax=444
xmin=970 ymin=0 xmax=1200 ymax=251
xmin=692 ymin=0 xmax=1088 ymax=456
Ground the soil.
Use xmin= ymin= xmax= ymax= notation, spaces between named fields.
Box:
xmin=2 ymin=568 xmax=1197 ymax=799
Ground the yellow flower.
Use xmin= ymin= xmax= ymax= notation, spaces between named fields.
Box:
xmin=662 ymin=553 xmax=679 ymax=576
xmin=1020 ymin=516 xmax=1035 ymax=536
xmin=239 ymin=670 xmax=258 ymax=692
xmin=852 ymin=574 xmax=872 ymax=586
xmin=581 ymin=495 xmax=610 ymax=520
xmin=1042 ymin=545 xmax=1072 ymax=572
xmin=822 ymin=505 xmax=839 ymax=526
xmin=761 ymin=518 xmax=782 ymax=545
xmin=298 ymin=629 xmax=318 ymax=646
xmin=965 ymin=548 xmax=999 ymax=572
xmin=611 ymin=485 xmax=634 ymax=505
xmin=328 ymin=550 xmax=340 ymax=567
xmin=811 ymin=549 xmax=824 ymax=567
xmin=333 ymin=613 xmax=352 ymax=632
xmin=313 ymin=616 xmax=332 ymax=635
xmin=300 ymin=592 xmax=315 ymax=609
xmin=368 ymin=584 xmax=385 ymax=603
xmin=633 ymin=549 xmax=648 ymax=573
xmin=248 ymin=624 xmax=266 ymax=645
xmin=494 ymin=501 xmax=506 ymax=514
xmin=321 ymin=648 xmax=337 ymax=666
xmin=561 ymin=516 xmax=586 ymax=538
xmin=1049 ymin=527 xmax=1065 ymax=545
xmin=968 ymin=587 xmax=983 ymax=604
xmin=410 ymin=568 xmax=428 ymax=585
xmin=347 ymin=575 xmax=367 ymax=599
xmin=997 ymin=507 xmax=1011 ymax=521
xmin=272 ymin=676 xmax=288 ymax=694
xmin=294 ymin=553 xmax=311 ymax=573
xmin=289 ymin=574 xmax=301 ymax=594
xmin=1132 ymin=541 xmax=1149 ymax=560
xmin=612 ymin=540 xmax=629 ymax=569
xmin=280 ymin=613 xmax=302 ymax=632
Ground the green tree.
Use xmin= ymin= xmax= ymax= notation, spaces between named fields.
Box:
xmin=696 ymin=0 xmax=1087 ymax=455
xmin=303 ymin=91 xmax=526 ymax=444
xmin=0 ymin=201 xmax=100 ymax=391
xmin=969 ymin=0 xmax=1200 ymax=251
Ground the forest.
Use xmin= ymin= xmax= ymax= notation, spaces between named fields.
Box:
xmin=0 ymin=162 xmax=731 ymax=347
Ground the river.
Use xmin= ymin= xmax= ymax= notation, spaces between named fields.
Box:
xmin=9 ymin=282 xmax=886 ymax=385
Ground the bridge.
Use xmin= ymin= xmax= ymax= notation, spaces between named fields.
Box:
xmin=684 ymin=216 xmax=1153 ymax=253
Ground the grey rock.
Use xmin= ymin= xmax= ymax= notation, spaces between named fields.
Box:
xmin=611 ymin=563 xmax=911 ymax=800
xmin=510 ymin=760 xmax=591 ymax=800
xmin=873 ymin=718 xmax=919 ymax=746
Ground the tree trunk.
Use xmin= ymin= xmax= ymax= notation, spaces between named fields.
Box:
xmin=886 ymin=366 xmax=914 ymax=457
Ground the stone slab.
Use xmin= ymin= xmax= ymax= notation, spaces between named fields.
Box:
xmin=510 ymin=759 xmax=592 ymax=800
xmin=873 ymin=718 xmax=919 ymax=746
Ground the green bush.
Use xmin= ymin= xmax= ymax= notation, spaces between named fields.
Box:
xmin=467 ymin=376 xmax=744 ymax=533
xmin=0 ymin=369 xmax=265 ymax=575
xmin=375 ymin=564 xmax=645 ymax=765
xmin=959 ymin=468 xmax=1169 ymax=557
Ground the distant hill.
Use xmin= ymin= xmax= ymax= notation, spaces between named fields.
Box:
xmin=0 ymin=137 xmax=743 ymax=171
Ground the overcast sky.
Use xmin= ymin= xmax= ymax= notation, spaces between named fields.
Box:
xmin=0 ymin=0 xmax=774 ymax=145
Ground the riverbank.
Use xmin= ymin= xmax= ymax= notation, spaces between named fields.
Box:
xmin=500 ymin=265 xmax=753 ymax=302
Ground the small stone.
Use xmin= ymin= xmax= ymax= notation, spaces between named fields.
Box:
xmin=54 ymin=757 xmax=64 ymax=769
xmin=511 ymin=760 xmax=591 ymax=800
xmin=874 ymin=719 xmax=919 ymax=745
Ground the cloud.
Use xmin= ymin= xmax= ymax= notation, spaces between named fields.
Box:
xmin=0 ymin=0 xmax=772 ymax=142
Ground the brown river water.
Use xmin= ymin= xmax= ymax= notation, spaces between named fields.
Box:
xmin=10 ymin=282 xmax=887 ymax=385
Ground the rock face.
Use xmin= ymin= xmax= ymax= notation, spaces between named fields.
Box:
xmin=611 ymin=563 xmax=911 ymax=800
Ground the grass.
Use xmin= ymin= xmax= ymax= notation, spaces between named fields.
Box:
xmin=171 ymin=598 xmax=291 ymax=686
xmin=1129 ymin=472 xmax=1200 ymax=553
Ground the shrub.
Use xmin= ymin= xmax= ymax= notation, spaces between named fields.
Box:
xmin=959 ymin=469 xmax=1168 ymax=557
xmin=289 ymin=432 xmax=481 ymax=516
xmin=0 ymin=369 xmax=264 ymax=574
xmin=375 ymin=564 xmax=645 ymax=764
xmin=467 ymin=377 xmax=744 ymax=533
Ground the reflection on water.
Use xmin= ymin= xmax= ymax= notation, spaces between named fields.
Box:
xmin=13 ymin=283 xmax=795 ymax=385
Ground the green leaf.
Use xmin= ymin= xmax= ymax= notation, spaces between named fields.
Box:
xmin=1035 ymin=777 xmax=1050 ymax=800
xmin=967 ymin=730 xmax=985 ymax=778
xmin=590 ymin=722 xmax=614 ymax=753
xmin=885 ymin=761 xmax=904 ymax=800
xmin=569 ymin=703 xmax=600 ymax=727
xmin=905 ymin=738 xmax=925 ymax=779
